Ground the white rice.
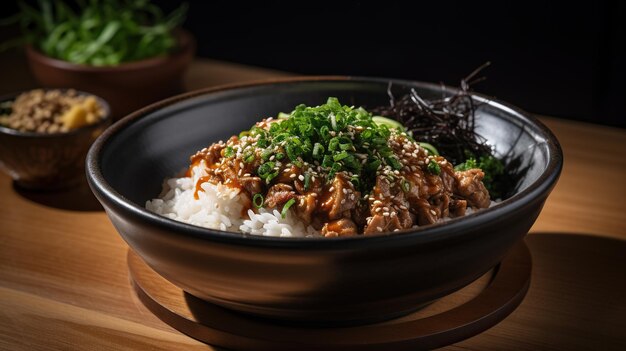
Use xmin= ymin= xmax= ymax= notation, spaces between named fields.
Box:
xmin=146 ymin=162 xmax=319 ymax=237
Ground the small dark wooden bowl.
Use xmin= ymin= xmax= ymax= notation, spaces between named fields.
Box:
xmin=26 ymin=30 xmax=195 ymax=120
xmin=86 ymin=77 xmax=562 ymax=324
xmin=0 ymin=90 xmax=111 ymax=190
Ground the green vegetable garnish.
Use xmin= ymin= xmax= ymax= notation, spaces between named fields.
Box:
xmin=250 ymin=97 xmax=409 ymax=192
xmin=372 ymin=116 xmax=405 ymax=131
xmin=252 ymin=193 xmax=264 ymax=208
xmin=223 ymin=146 xmax=235 ymax=158
xmin=303 ymin=172 xmax=311 ymax=191
xmin=455 ymin=155 xmax=505 ymax=198
xmin=427 ymin=160 xmax=441 ymax=175
xmin=3 ymin=0 xmax=187 ymax=66
xmin=401 ymin=178 xmax=411 ymax=192
xmin=281 ymin=198 xmax=296 ymax=218
xmin=419 ymin=142 xmax=439 ymax=156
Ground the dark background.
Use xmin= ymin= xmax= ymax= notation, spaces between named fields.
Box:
xmin=3 ymin=1 xmax=625 ymax=127
xmin=167 ymin=0 xmax=625 ymax=128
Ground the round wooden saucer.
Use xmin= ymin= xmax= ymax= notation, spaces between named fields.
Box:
xmin=128 ymin=241 xmax=531 ymax=351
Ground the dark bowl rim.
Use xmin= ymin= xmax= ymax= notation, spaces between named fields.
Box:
xmin=0 ymin=89 xmax=112 ymax=137
xmin=24 ymin=29 xmax=195 ymax=73
xmin=86 ymin=76 xmax=563 ymax=249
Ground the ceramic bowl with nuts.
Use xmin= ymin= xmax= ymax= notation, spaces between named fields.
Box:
xmin=0 ymin=89 xmax=111 ymax=190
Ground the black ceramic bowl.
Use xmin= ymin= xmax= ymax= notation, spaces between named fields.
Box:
xmin=0 ymin=90 xmax=111 ymax=190
xmin=86 ymin=77 xmax=562 ymax=324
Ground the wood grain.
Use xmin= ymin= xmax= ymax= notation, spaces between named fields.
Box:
xmin=530 ymin=117 xmax=626 ymax=239
xmin=0 ymin=58 xmax=625 ymax=350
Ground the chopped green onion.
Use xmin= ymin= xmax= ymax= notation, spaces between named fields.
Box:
xmin=265 ymin=171 xmax=279 ymax=184
xmin=261 ymin=148 xmax=273 ymax=160
xmin=257 ymin=162 xmax=275 ymax=178
xmin=304 ymin=172 xmax=311 ymax=191
xmin=387 ymin=156 xmax=403 ymax=170
xmin=253 ymin=194 xmax=264 ymax=208
xmin=237 ymin=97 xmax=426 ymax=193
xmin=281 ymin=198 xmax=296 ymax=218
xmin=312 ymin=143 xmax=324 ymax=158
xmin=223 ymin=146 xmax=234 ymax=158
xmin=427 ymin=160 xmax=441 ymax=175
xmin=401 ymin=178 xmax=411 ymax=192
xmin=333 ymin=151 xmax=349 ymax=161
xmin=366 ymin=159 xmax=381 ymax=172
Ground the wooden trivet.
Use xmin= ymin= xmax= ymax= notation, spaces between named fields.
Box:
xmin=128 ymin=241 xmax=531 ymax=350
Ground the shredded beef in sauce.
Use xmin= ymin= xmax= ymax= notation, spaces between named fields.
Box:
xmin=189 ymin=120 xmax=491 ymax=237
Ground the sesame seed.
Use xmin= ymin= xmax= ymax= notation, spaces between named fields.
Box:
xmin=329 ymin=186 xmax=335 ymax=192
xmin=383 ymin=212 xmax=390 ymax=217
xmin=430 ymin=210 xmax=437 ymax=215
xmin=298 ymin=175 xmax=305 ymax=181
xmin=377 ymin=226 xmax=383 ymax=232
xmin=290 ymin=174 xmax=296 ymax=179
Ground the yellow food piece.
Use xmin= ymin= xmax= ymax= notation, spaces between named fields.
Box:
xmin=86 ymin=112 xmax=98 ymax=124
xmin=83 ymin=96 xmax=98 ymax=111
xmin=59 ymin=97 xmax=102 ymax=130
xmin=60 ymin=105 xmax=88 ymax=129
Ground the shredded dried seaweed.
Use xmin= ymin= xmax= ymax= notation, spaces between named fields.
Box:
xmin=371 ymin=62 xmax=493 ymax=166
xmin=371 ymin=62 xmax=528 ymax=199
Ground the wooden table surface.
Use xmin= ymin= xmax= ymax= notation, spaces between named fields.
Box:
xmin=0 ymin=58 xmax=625 ymax=350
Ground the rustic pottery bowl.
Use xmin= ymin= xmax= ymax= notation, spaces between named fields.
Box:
xmin=0 ymin=90 xmax=111 ymax=190
xmin=26 ymin=30 xmax=195 ymax=120
xmin=86 ymin=77 xmax=562 ymax=324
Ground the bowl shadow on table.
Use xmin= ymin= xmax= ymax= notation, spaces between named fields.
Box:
xmin=176 ymin=233 xmax=625 ymax=350
xmin=13 ymin=174 xmax=103 ymax=212
xmin=492 ymin=233 xmax=626 ymax=350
